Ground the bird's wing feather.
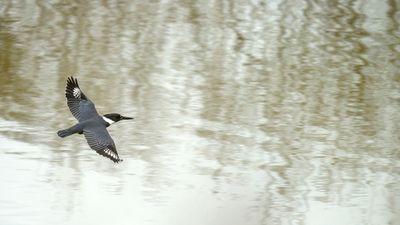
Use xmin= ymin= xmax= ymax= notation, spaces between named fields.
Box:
xmin=83 ymin=127 xmax=122 ymax=163
xmin=65 ymin=77 xmax=99 ymax=122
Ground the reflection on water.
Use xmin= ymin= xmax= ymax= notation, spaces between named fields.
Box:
xmin=0 ymin=0 xmax=399 ymax=225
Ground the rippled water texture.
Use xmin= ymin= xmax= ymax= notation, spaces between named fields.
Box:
xmin=0 ymin=1 xmax=399 ymax=225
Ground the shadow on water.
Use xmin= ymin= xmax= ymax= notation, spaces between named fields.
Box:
xmin=0 ymin=1 xmax=399 ymax=225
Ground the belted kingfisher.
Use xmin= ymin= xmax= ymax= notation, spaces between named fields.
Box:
xmin=57 ymin=77 xmax=133 ymax=163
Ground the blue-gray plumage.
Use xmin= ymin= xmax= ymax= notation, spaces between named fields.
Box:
xmin=57 ymin=77 xmax=133 ymax=163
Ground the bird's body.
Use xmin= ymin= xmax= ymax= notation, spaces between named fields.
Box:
xmin=57 ymin=77 xmax=133 ymax=163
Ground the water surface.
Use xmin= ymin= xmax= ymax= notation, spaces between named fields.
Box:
xmin=0 ymin=1 xmax=399 ymax=225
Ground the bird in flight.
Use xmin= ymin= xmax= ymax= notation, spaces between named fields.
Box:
xmin=57 ymin=77 xmax=133 ymax=163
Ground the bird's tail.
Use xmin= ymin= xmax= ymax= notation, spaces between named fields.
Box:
xmin=57 ymin=129 xmax=73 ymax=138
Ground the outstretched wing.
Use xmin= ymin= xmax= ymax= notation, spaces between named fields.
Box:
xmin=65 ymin=77 xmax=99 ymax=122
xmin=83 ymin=128 xmax=122 ymax=163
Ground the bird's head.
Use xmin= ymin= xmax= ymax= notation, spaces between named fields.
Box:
xmin=102 ymin=113 xmax=134 ymax=125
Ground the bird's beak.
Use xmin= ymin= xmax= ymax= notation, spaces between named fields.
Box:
xmin=121 ymin=116 xmax=134 ymax=120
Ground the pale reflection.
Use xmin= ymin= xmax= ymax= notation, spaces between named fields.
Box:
xmin=0 ymin=0 xmax=399 ymax=225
